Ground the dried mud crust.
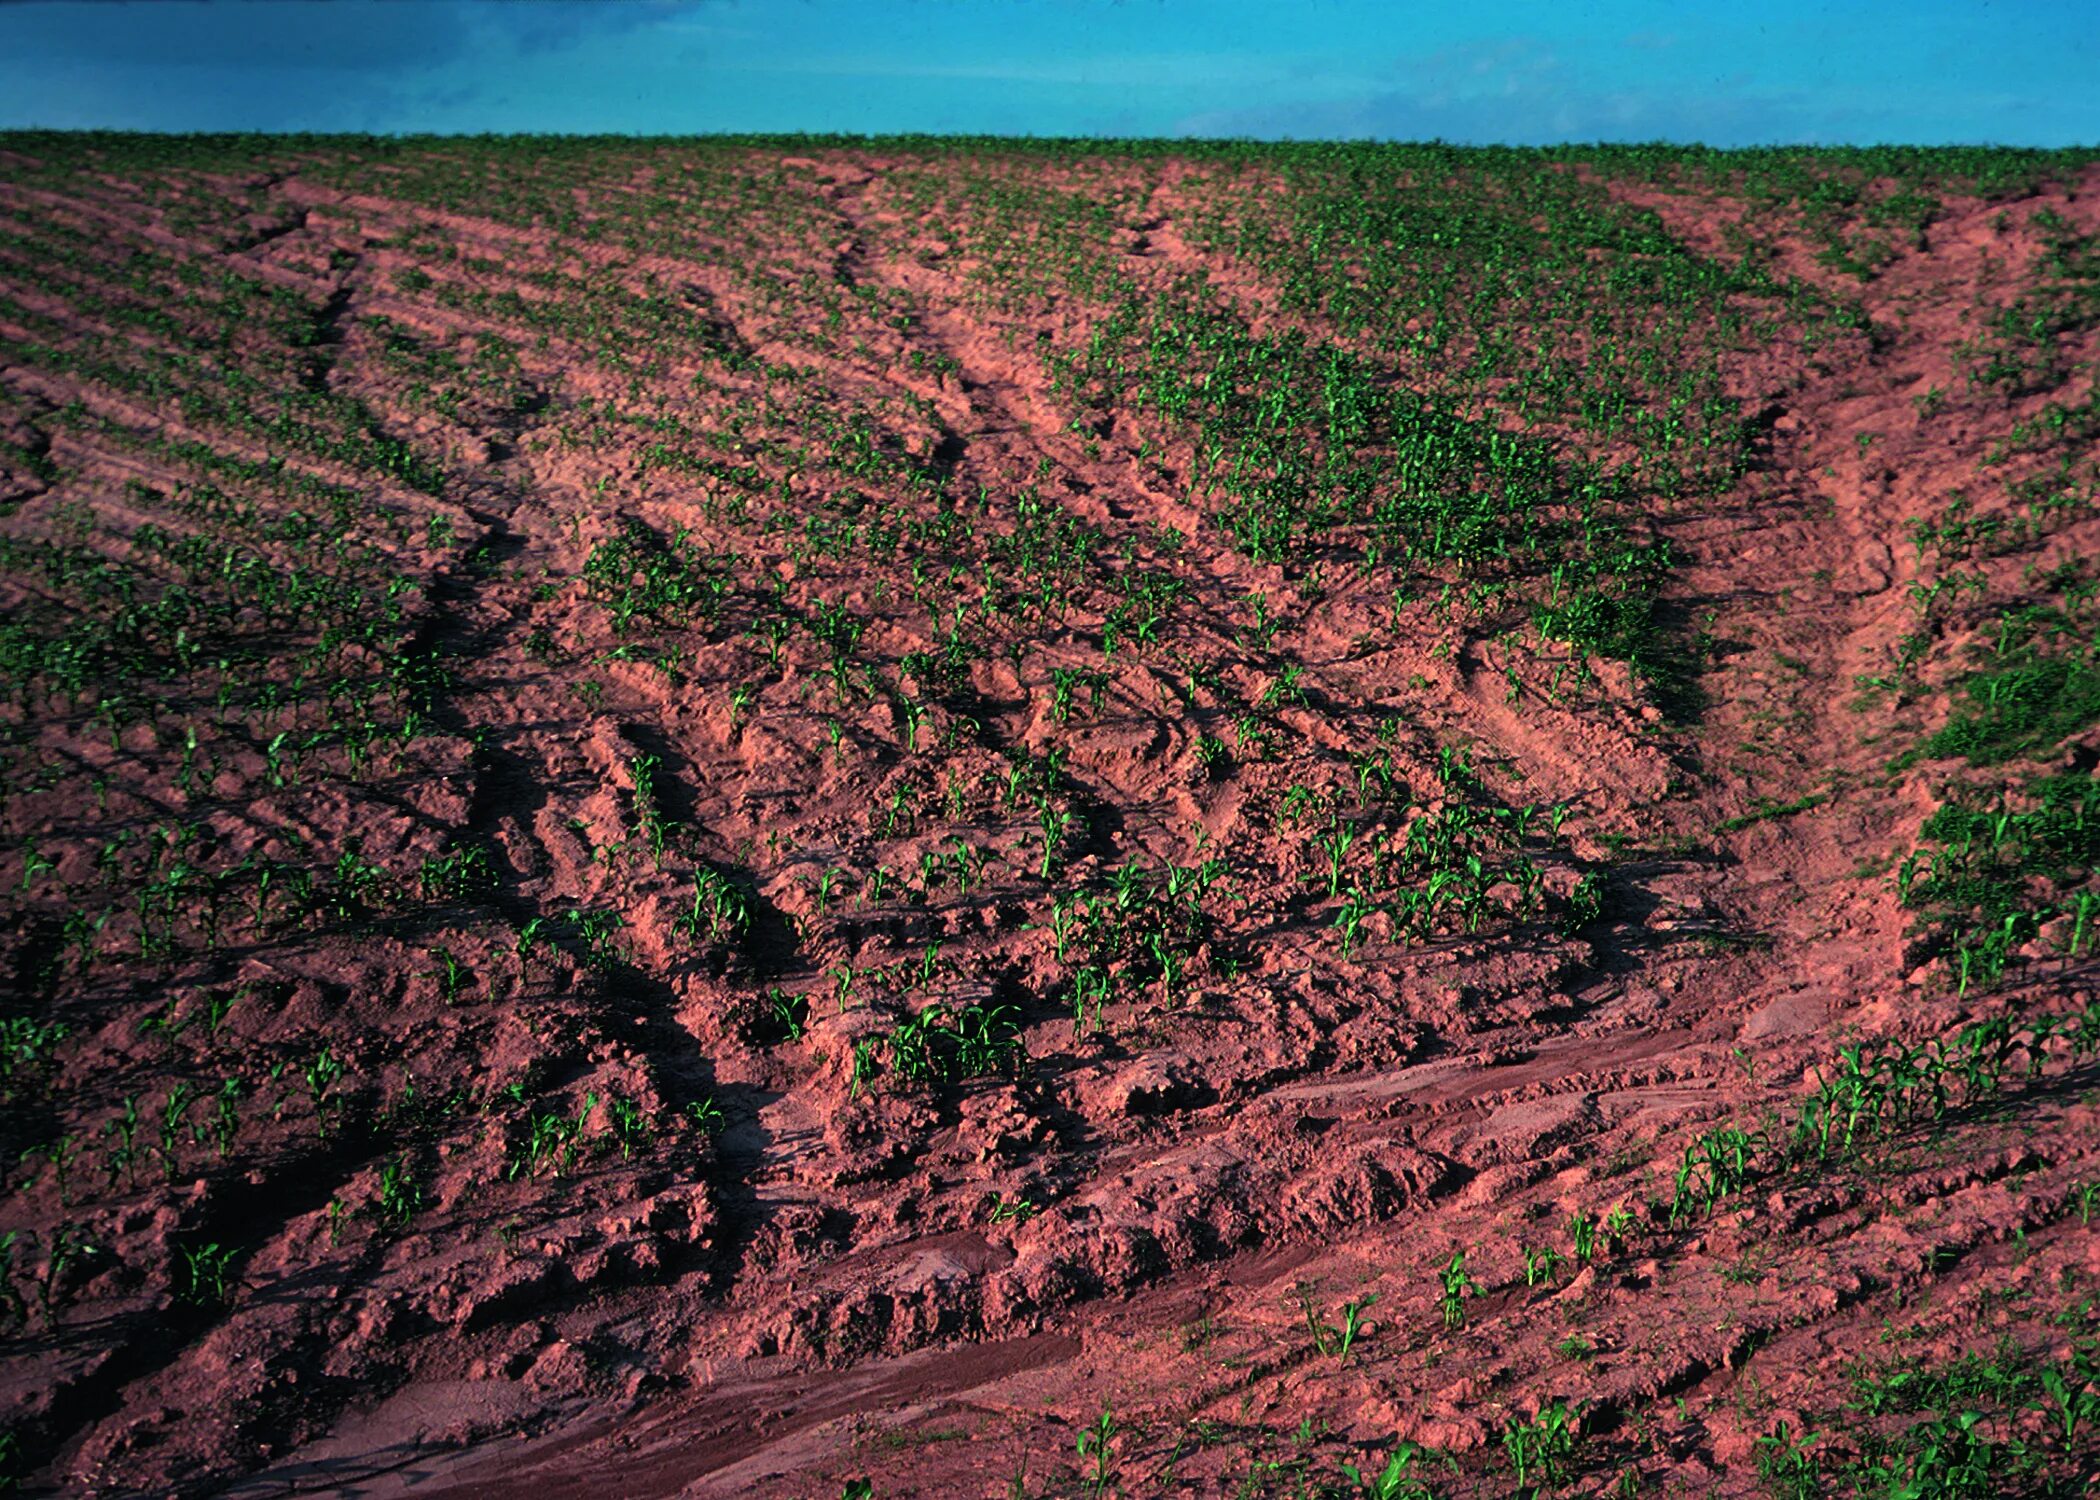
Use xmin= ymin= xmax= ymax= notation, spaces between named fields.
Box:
xmin=0 ymin=140 xmax=2097 ymax=1497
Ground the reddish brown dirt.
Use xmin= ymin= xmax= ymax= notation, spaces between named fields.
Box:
xmin=1 ymin=143 xmax=2097 ymax=1498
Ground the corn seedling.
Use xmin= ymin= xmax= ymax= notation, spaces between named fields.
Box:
xmin=418 ymin=843 xmax=494 ymax=902
xmin=605 ymin=1096 xmax=654 ymax=1159
xmin=567 ymin=907 xmax=626 ymax=971
xmin=174 ymin=1239 xmax=235 ymax=1307
xmin=1341 ymin=1442 xmax=1433 ymax=1500
xmin=627 ymin=753 xmax=677 ymax=863
xmin=1299 ymin=1285 xmax=1378 ymax=1362
xmin=374 ymin=1155 xmax=423 ymax=1228
xmin=1670 ymin=1127 xmax=1759 ymax=1224
xmin=1522 ymin=1244 xmax=1566 ymax=1288
xmin=1753 ymin=1421 xmax=1821 ymax=1500
xmin=766 ymin=985 xmax=810 ymax=1041
xmin=1037 ymin=802 xmax=1077 ymax=879
xmin=849 ymin=1037 xmax=878 ymax=1101
xmin=157 ymin=1084 xmax=194 ymax=1181
xmin=677 ymin=869 xmax=751 ymax=946
xmin=1075 ymin=1404 xmax=1121 ymax=1497
xmin=895 ymin=694 xmax=927 ymax=751
xmin=0 ymin=1232 xmax=25 ymax=1331
xmin=212 ymin=1079 xmax=240 ymax=1160
xmin=102 ymin=1095 xmax=141 ymax=1187
xmin=1261 ymin=661 xmax=1306 ymax=707
xmin=830 ymin=963 xmax=860 ymax=1012
xmin=684 ymin=1096 xmax=726 ymax=1135
xmin=508 ymin=1092 xmax=595 ymax=1179
xmin=1439 ymin=1250 xmax=1480 ymax=1329
xmin=1333 ymin=885 xmax=1377 ymax=958
xmin=1044 ymin=893 xmax=1082 ymax=962
xmin=22 ymin=1133 xmax=80 ymax=1207
xmin=19 ymin=843 xmax=56 ymax=892
xmin=1316 ymin=821 xmax=1359 ymax=897
xmin=32 ymin=1223 xmax=86 ymax=1324
xmin=2038 ymin=1362 xmax=2099 ymax=1448
xmin=0 ymin=1018 xmax=68 ymax=1095
xmin=1502 ymin=1400 xmax=1581 ymax=1490
xmin=881 ymin=1000 xmax=1022 ymax=1087
xmin=1071 ymin=966 xmax=1111 ymax=1038
xmin=306 ymin=1049 xmax=343 ymax=1140
xmin=986 ymin=1193 xmax=1039 ymax=1225
xmin=425 ymin=946 xmax=472 ymax=1003
xmin=514 ymin=914 xmax=550 ymax=968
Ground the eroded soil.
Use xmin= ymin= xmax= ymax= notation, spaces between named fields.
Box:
xmin=1 ymin=138 xmax=2097 ymax=1497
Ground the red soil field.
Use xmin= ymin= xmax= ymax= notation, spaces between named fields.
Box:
xmin=1 ymin=136 xmax=2098 ymax=1497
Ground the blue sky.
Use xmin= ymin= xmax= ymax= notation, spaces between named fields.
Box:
xmin=0 ymin=0 xmax=2092 ymax=145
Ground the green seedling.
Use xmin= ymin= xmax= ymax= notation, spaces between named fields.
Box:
xmin=896 ymin=695 xmax=927 ymax=751
xmin=10 ymin=1128 xmax=68 ymax=1209
xmin=1753 ymin=1421 xmax=1820 ymax=1500
xmin=1071 ymin=966 xmax=1111 ymax=1038
xmin=1670 ymin=1127 xmax=1758 ymax=1223
xmin=38 ymin=1223 xmax=89 ymax=1324
xmin=606 ymin=1096 xmax=653 ymax=1159
xmin=19 ymin=843 xmax=56 ymax=892
xmin=567 ymin=907 xmax=625 ymax=971
xmin=677 ymin=869 xmax=751 ymax=946
xmin=508 ymin=1091 xmax=596 ymax=1179
xmin=1317 ymin=821 xmax=1358 ymax=897
xmin=306 ymin=1049 xmax=342 ymax=1140
xmin=1037 ymin=802 xmax=1077 ymax=879
xmin=1045 ymin=894 xmax=1082 ymax=962
xmin=158 ymin=1083 xmax=195 ymax=1181
xmin=418 ymin=843 xmax=494 ymax=901
xmin=830 ymin=963 xmax=859 ymax=1011
xmin=2039 ymin=1364 xmax=2097 ymax=1447
xmin=103 ymin=1095 xmax=140 ymax=1187
xmin=1075 ymin=1403 xmax=1121 ymax=1497
xmin=0 ymin=1231 xmax=25 ymax=1330
xmin=849 ymin=1037 xmax=879 ymax=1100
xmin=986 ymin=1194 xmax=1039 ymax=1225
xmin=175 ymin=1239 xmax=235 ymax=1307
xmin=1047 ymin=667 xmax=1109 ymax=724
xmin=375 ymin=1155 xmax=422 ymax=1228
xmin=1522 ymin=1244 xmax=1566 ymax=1288
xmin=514 ymin=915 xmax=549 ymax=967
xmin=1503 ymin=1400 xmax=1580 ymax=1490
xmin=212 ymin=1079 xmax=240 ymax=1160
xmin=626 ymin=752 xmax=677 ymax=861
xmin=1333 ymin=885 xmax=1377 ymax=958
xmin=0 ymin=1018 xmax=68 ymax=1092
xmin=1300 ymin=1285 xmax=1378 ymax=1361
xmin=1261 ymin=661 xmax=1307 ymax=707
xmin=1341 ymin=1441 xmax=1431 ymax=1500
xmin=1439 ymin=1250 xmax=1480 ymax=1329
xmin=765 ymin=986 xmax=810 ymax=1042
